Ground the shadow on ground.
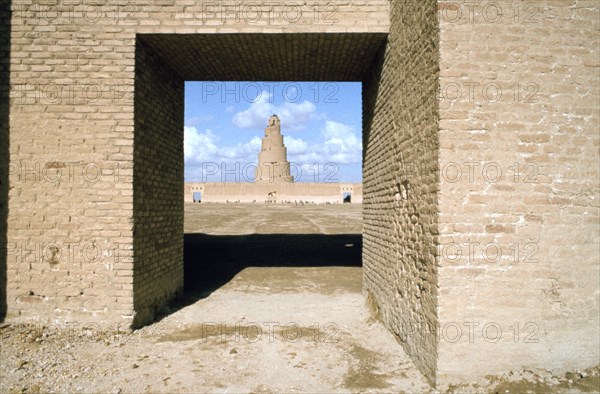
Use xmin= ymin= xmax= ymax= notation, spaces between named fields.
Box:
xmin=183 ymin=233 xmax=362 ymax=296
xmin=156 ymin=233 xmax=363 ymax=317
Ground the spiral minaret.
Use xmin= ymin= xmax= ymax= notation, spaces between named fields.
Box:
xmin=255 ymin=114 xmax=294 ymax=183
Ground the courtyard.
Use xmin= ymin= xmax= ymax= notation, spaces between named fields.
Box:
xmin=1 ymin=203 xmax=432 ymax=393
xmin=1 ymin=204 xmax=598 ymax=393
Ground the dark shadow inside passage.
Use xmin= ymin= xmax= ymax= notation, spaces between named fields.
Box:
xmin=0 ymin=0 xmax=12 ymax=321
xmin=183 ymin=233 xmax=362 ymax=297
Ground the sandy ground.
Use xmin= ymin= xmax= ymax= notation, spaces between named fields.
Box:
xmin=1 ymin=203 xmax=598 ymax=393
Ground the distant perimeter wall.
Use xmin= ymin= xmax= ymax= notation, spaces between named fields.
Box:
xmin=185 ymin=183 xmax=363 ymax=204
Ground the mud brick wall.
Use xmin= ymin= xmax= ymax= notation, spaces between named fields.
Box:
xmin=436 ymin=0 xmax=600 ymax=386
xmin=132 ymin=38 xmax=184 ymax=327
xmin=362 ymin=0 xmax=440 ymax=384
xmin=183 ymin=182 xmax=362 ymax=204
xmin=0 ymin=0 xmax=10 ymax=320
xmin=4 ymin=0 xmax=598 ymax=387
xmin=5 ymin=0 xmax=389 ymax=326
xmin=6 ymin=2 xmax=138 ymax=325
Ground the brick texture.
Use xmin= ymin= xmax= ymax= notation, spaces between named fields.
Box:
xmin=6 ymin=1 xmax=389 ymax=326
xmin=184 ymin=182 xmax=363 ymax=204
xmin=0 ymin=0 xmax=9 ymax=321
xmin=436 ymin=0 xmax=600 ymax=386
xmin=132 ymin=37 xmax=184 ymax=327
xmin=363 ymin=0 xmax=440 ymax=384
xmin=4 ymin=0 xmax=599 ymax=388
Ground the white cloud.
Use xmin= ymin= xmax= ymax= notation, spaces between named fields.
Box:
xmin=285 ymin=121 xmax=362 ymax=165
xmin=219 ymin=137 xmax=262 ymax=161
xmin=184 ymin=126 xmax=261 ymax=164
xmin=284 ymin=135 xmax=310 ymax=155
xmin=232 ymin=91 xmax=321 ymax=131
xmin=184 ymin=127 xmax=218 ymax=162
xmin=321 ymin=120 xmax=362 ymax=164
xmin=184 ymin=121 xmax=361 ymax=182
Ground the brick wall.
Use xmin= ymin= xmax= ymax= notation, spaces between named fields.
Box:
xmin=132 ymin=37 xmax=184 ymax=327
xmin=363 ymin=0 xmax=440 ymax=384
xmin=6 ymin=2 xmax=137 ymax=325
xmin=437 ymin=0 xmax=600 ymax=386
xmin=0 ymin=0 xmax=10 ymax=320
xmin=6 ymin=0 xmax=389 ymax=327
xmin=184 ymin=182 xmax=362 ymax=204
xmin=5 ymin=0 xmax=599 ymax=387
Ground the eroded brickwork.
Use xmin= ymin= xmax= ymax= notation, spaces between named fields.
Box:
xmin=6 ymin=3 xmax=137 ymax=324
xmin=4 ymin=0 xmax=599 ymax=387
xmin=0 ymin=0 xmax=10 ymax=320
xmin=436 ymin=0 xmax=600 ymax=386
xmin=6 ymin=1 xmax=389 ymax=326
xmin=362 ymin=0 xmax=440 ymax=384
xmin=184 ymin=182 xmax=363 ymax=204
xmin=132 ymin=37 xmax=184 ymax=327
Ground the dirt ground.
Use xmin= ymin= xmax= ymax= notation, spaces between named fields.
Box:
xmin=1 ymin=203 xmax=598 ymax=393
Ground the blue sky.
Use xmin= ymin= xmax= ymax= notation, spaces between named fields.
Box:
xmin=184 ymin=82 xmax=362 ymax=183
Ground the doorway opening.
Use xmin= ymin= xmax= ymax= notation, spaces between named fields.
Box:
xmin=133 ymin=27 xmax=440 ymax=384
xmin=133 ymin=33 xmax=386 ymax=324
xmin=182 ymin=80 xmax=363 ymax=298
